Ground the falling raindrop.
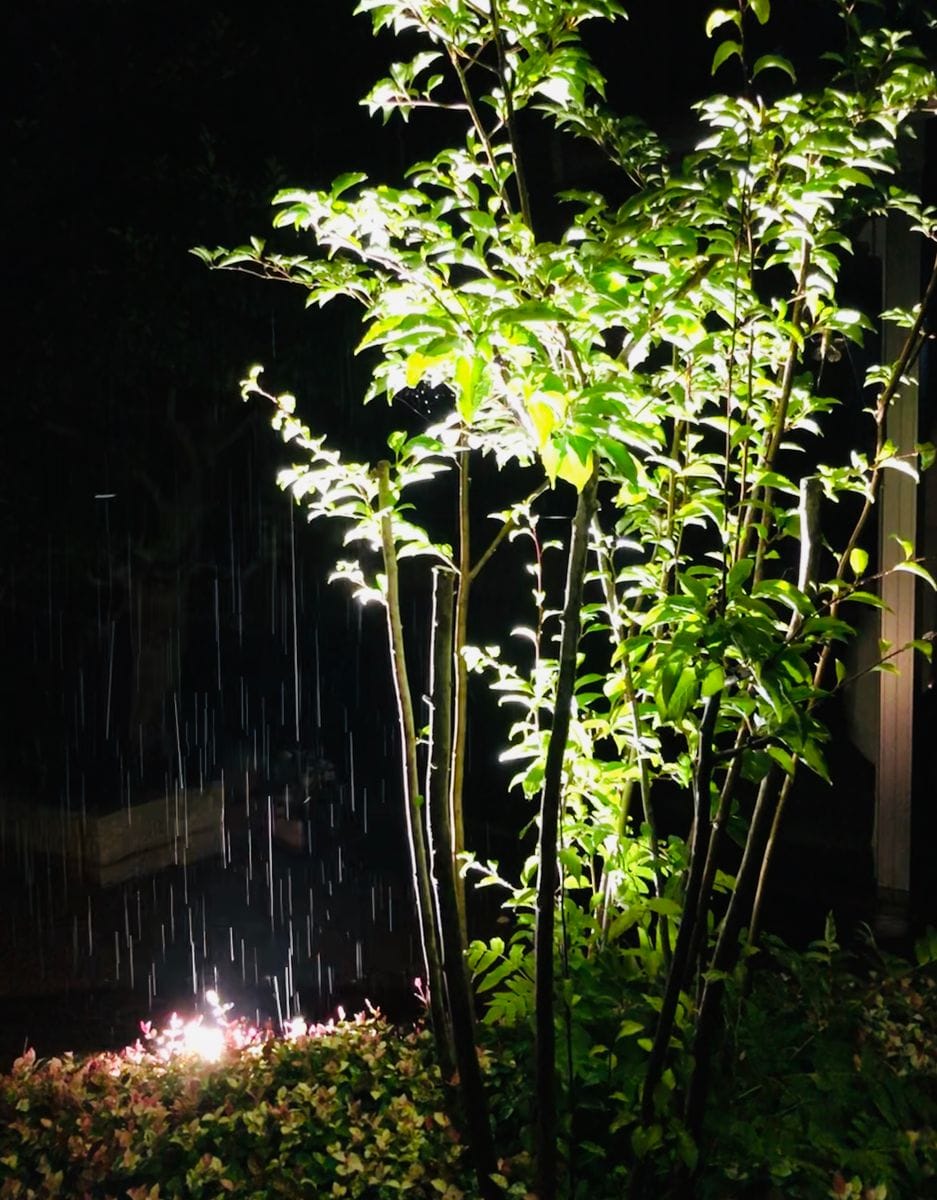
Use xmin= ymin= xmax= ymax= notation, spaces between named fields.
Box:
xmin=289 ymin=500 xmax=301 ymax=745
xmin=266 ymin=795 xmax=274 ymax=930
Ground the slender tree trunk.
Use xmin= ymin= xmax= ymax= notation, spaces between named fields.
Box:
xmin=450 ymin=452 xmax=471 ymax=944
xmin=534 ymin=467 xmax=600 ymax=1200
xmin=638 ymin=694 xmax=720 ymax=1127
xmin=428 ymin=568 xmax=502 ymax=1200
xmin=375 ymin=462 xmax=451 ymax=1077
xmin=628 ymin=695 xmax=720 ymax=1200
xmin=683 ymin=764 xmax=784 ymax=1146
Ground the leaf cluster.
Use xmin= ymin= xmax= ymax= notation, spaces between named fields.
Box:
xmin=194 ymin=0 xmax=937 ymax=1193
xmin=705 ymin=934 xmax=937 ymax=1199
xmin=0 ymin=1017 xmax=472 ymax=1200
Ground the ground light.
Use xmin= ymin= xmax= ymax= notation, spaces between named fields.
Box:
xmin=121 ymin=988 xmax=355 ymax=1067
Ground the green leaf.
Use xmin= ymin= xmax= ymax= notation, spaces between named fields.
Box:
xmin=881 ymin=455 xmax=919 ymax=481
xmin=711 ymin=39 xmax=742 ymax=74
xmin=766 ymin=744 xmax=796 ymax=775
xmin=727 ymin=558 xmax=754 ymax=597
xmin=701 ymin=663 xmax=724 ymax=698
xmin=330 ymin=171 xmax=368 ymax=199
xmin=476 ymin=956 xmax=526 ymax=994
xmin=705 ymin=7 xmax=741 ymax=37
xmin=546 ymin=438 xmax=594 ymax=492
xmin=601 ymin=436 xmax=637 ymax=483
xmin=752 ymin=53 xmax=795 ymax=81
xmin=454 ymin=354 xmax=484 ymax=423
xmin=914 ymin=926 xmax=937 ymax=966
xmin=801 ymin=736 xmax=830 ymax=783
xmin=495 ymin=301 xmax=573 ymax=325
xmin=558 ymin=452 xmax=594 ymax=492
xmin=846 ymin=590 xmax=889 ymax=611
xmin=749 ymin=0 xmax=770 ymax=25
xmin=893 ymin=561 xmax=937 ymax=590
xmin=848 ymin=547 xmax=869 ymax=578
xmin=632 ymin=1123 xmax=663 ymax=1158
xmin=527 ymin=398 xmax=559 ymax=448
xmin=752 ymin=578 xmax=811 ymax=616
xmin=405 ymin=349 xmax=449 ymax=388
xmin=677 ymin=1128 xmax=699 ymax=1171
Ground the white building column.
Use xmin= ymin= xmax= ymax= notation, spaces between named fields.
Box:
xmin=875 ymin=212 xmax=921 ymax=935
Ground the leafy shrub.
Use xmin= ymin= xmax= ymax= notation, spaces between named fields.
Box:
xmin=0 ymin=1014 xmax=473 ymax=1200
xmin=703 ymin=931 xmax=937 ymax=1199
xmin=3 ymin=950 xmax=937 ymax=1200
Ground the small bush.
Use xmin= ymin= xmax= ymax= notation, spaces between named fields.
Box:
xmin=0 ymin=1014 xmax=471 ymax=1200
xmin=4 ymin=942 xmax=937 ymax=1200
xmin=704 ymin=935 xmax=937 ymax=1199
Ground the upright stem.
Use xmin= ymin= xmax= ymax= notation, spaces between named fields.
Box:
xmin=534 ymin=466 xmax=600 ymax=1200
xmin=428 ymin=568 xmax=502 ymax=1200
xmin=638 ymin=693 xmax=720 ymax=1130
xmin=748 ymin=770 xmax=796 ymax=946
xmin=736 ymin=244 xmax=811 ymax=571
xmin=448 ymin=50 xmax=509 ymax=213
xmin=450 ymin=451 xmax=471 ymax=943
xmin=375 ymin=462 xmax=451 ymax=1074
xmin=682 ymin=266 xmax=937 ymax=1156
xmin=623 ymin=655 xmax=668 ymax=931
xmin=596 ymin=778 xmax=634 ymax=943
xmin=685 ymin=726 xmax=748 ymax=987
xmin=684 ymin=764 xmax=784 ymax=1146
xmin=591 ymin=527 xmax=666 ymax=945
xmin=489 ymin=0 xmax=532 ymax=229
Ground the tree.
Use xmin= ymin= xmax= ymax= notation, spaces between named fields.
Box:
xmin=198 ymin=1 xmax=936 ymax=1194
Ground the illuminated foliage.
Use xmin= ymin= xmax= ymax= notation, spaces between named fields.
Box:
xmin=196 ymin=0 xmax=937 ymax=1194
xmin=0 ymin=1012 xmax=473 ymax=1200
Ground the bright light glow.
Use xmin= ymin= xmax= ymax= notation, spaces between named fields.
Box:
xmin=134 ymin=1011 xmax=240 ymax=1064
xmin=181 ymin=1020 xmax=226 ymax=1063
xmin=283 ymin=1015 xmax=308 ymax=1039
xmin=120 ymin=991 xmax=378 ymax=1069
xmin=129 ymin=992 xmax=265 ymax=1065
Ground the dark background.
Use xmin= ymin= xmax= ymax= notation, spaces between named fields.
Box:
xmin=2 ymin=0 xmax=934 ymax=1061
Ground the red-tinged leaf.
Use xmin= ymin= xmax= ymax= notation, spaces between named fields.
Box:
xmin=12 ymin=1049 xmax=36 ymax=1075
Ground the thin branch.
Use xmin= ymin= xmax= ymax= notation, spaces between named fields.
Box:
xmin=489 ymin=0 xmax=533 ymax=229
xmin=449 ymin=450 xmax=472 ymax=942
xmin=534 ymin=465 xmax=600 ymax=1200
xmin=737 ymin=240 xmax=812 ymax=572
xmin=375 ymin=462 xmax=450 ymax=1071
xmin=428 ymin=567 xmax=503 ymax=1200
xmin=447 ymin=48 xmax=511 ymax=213
xmin=469 ymin=481 xmax=549 ymax=582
